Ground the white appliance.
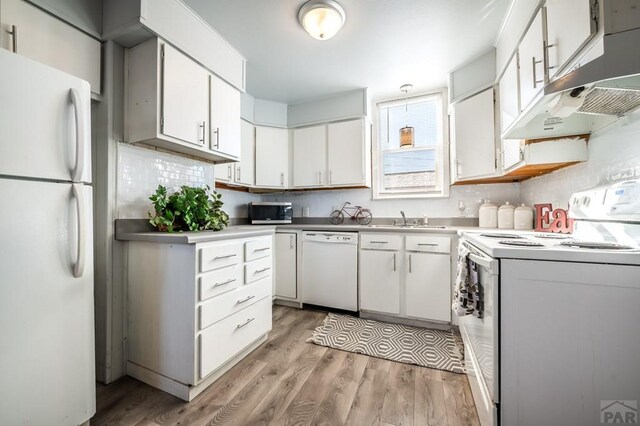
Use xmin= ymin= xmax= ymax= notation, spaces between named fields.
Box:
xmin=301 ymin=232 xmax=358 ymax=311
xmin=459 ymin=180 xmax=640 ymax=426
xmin=0 ymin=49 xmax=95 ymax=424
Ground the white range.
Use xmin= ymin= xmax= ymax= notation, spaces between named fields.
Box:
xmin=458 ymin=179 xmax=640 ymax=426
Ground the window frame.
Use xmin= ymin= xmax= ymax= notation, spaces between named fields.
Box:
xmin=372 ymin=88 xmax=450 ymax=199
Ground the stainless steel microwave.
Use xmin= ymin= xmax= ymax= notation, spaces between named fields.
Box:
xmin=248 ymin=202 xmax=293 ymax=224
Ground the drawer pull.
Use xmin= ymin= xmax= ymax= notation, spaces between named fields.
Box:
xmin=237 ymin=295 xmax=256 ymax=304
xmin=236 ymin=317 xmax=255 ymax=329
xmin=417 ymin=243 xmax=438 ymax=246
xmin=213 ymin=278 xmax=236 ymax=288
xmin=254 ymin=247 xmax=270 ymax=252
xmin=213 ymin=253 xmax=237 ymax=260
xmin=255 ymin=267 xmax=271 ymax=274
xmin=370 ymin=241 xmax=389 ymax=244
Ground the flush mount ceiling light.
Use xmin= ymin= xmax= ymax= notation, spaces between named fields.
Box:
xmin=399 ymin=84 xmax=415 ymax=148
xmin=298 ymin=0 xmax=346 ymax=41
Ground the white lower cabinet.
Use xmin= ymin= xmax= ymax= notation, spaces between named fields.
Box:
xmin=359 ymin=248 xmax=401 ymax=314
xmin=359 ymin=233 xmax=452 ymax=323
xmin=405 ymin=252 xmax=451 ymax=322
xmin=275 ymin=233 xmax=297 ymax=299
xmin=125 ymin=233 xmax=273 ymax=401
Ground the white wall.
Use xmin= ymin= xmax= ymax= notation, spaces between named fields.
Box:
xmin=520 ymin=112 xmax=640 ymax=208
xmin=263 ymin=184 xmax=521 ymax=219
xmin=116 ymin=144 xmax=257 ymax=219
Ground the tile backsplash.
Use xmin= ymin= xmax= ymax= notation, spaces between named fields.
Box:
xmin=520 ymin=112 xmax=640 ymax=208
xmin=117 ymin=144 xmax=217 ymax=219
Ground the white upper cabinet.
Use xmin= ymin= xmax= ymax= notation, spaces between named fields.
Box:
xmin=162 ymin=43 xmax=210 ymax=148
xmin=255 ymin=126 xmax=289 ymax=188
xmin=292 ymin=125 xmax=327 ymax=187
xmin=327 ymin=119 xmax=368 ymax=186
xmin=210 ymin=74 xmax=241 ymax=159
xmin=518 ymin=9 xmax=545 ymax=112
xmin=545 ymin=0 xmax=597 ymax=79
xmin=0 ymin=0 xmax=101 ymax=94
xmin=126 ymin=38 xmax=241 ymax=163
xmin=234 ymin=120 xmax=255 ymax=186
xmin=451 ymin=88 xmax=496 ymax=182
xmin=499 ymin=53 xmax=520 ymax=134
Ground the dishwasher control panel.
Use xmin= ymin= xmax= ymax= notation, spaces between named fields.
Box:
xmin=302 ymin=232 xmax=358 ymax=244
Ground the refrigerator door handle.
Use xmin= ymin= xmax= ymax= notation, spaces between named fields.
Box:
xmin=69 ymin=88 xmax=86 ymax=182
xmin=72 ymin=183 xmax=86 ymax=278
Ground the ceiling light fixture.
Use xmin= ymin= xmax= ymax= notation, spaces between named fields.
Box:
xmin=298 ymin=0 xmax=346 ymax=41
xmin=399 ymin=84 xmax=414 ymax=148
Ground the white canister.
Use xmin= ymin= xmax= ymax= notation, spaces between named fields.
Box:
xmin=514 ymin=204 xmax=534 ymax=230
xmin=498 ymin=202 xmax=515 ymax=229
xmin=479 ymin=200 xmax=498 ymax=228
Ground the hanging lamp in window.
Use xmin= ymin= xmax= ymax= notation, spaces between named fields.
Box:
xmin=399 ymin=84 xmax=414 ymax=148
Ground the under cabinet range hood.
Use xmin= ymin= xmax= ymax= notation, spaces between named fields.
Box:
xmin=506 ymin=3 xmax=640 ymax=140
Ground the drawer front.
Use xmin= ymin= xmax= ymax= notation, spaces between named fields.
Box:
xmin=200 ymin=277 xmax=271 ymax=330
xmin=199 ymin=296 xmax=272 ymax=379
xmin=199 ymin=241 xmax=243 ymax=273
xmin=245 ymin=237 xmax=273 ymax=262
xmin=360 ymin=233 xmax=402 ymax=251
xmin=199 ymin=265 xmax=242 ymax=301
xmin=406 ymin=235 xmax=451 ymax=254
xmin=245 ymin=257 xmax=273 ymax=284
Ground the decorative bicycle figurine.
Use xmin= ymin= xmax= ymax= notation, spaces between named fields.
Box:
xmin=329 ymin=202 xmax=373 ymax=225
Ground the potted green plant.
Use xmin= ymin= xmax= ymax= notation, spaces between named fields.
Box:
xmin=148 ymin=185 xmax=229 ymax=232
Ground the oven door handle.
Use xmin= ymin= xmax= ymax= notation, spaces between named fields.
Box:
xmin=461 ymin=240 xmax=499 ymax=274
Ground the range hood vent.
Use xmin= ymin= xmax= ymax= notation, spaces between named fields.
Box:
xmin=578 ymin=87 xmax=640 ymax=116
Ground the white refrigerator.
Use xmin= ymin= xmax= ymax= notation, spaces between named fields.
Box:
xmin=0 ymin=49 xmax=95 ymax=424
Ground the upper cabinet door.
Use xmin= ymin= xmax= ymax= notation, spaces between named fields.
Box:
xmin=293 ymin=125 xmax=326 ymax=187
xmin=327 ymin=119 xmax=366 ymax=186
xmin=518 ymin=9 xmax=545 ymax=112
xmin=235 ymin=120 xmax=255 ymax=186
xmin=499 ymin=53 xmax=520 ymax=134
xmin=210 ymin=74 xmax=241 ymax=159
xmin=0 ymin=0 xmax=101 ymax=94
xmin=545 ymin=0 xmax=596 ymax=79
xmin=161 ymin=43 xmax=209 ymax=147
xmin=255 ymin=126 xmax=289 ymax=188
xmin=451 ymin=89 xmax=496 ymax=181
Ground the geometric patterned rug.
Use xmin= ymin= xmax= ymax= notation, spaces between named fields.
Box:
xmin=307 ymin=313 xmax=465 ymax=374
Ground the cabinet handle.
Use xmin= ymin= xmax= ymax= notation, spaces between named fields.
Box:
xmin=393 ymin=253 xmax=396 ymax=272
xmin=213 ymin=253 xmax=237 ymax=260
xmin=199 ymin=121 xmax=206 ymax=144
xmin=7 ymin=25 xmax=17 ymax=53
xmin=544 ymin=41 xmax=557 ymax=71
xmin=227 ymin=164 xmax=232 ymax=180
xmin=318 ymin=171 xmax=322 ymax=185
xmin=417 ymin=243 xmax=438 ymax=246
xmin=236 ymin=317 xmax=255 ymax=329
xmin=213 ymin=278 xmax=236 ymax=288
xmin=254 ymin=247 xmax=270 ymax=252
xmin=409 ymin=254 xmax=412 ymax=274
xmin=532 ymin=56 xmax=544 ymax=88
xmin=329 ymin=170 xmax=333 ymax=184
xmin=290 ymin=235 xmax=294 ymax=249
xmin=456 ymin=161 xmax=462 ymax=178
xmin=237 ymin=166 xmax=241 ymax=182
xmin=280 ymin=172 xmax=284 ymax=186
xmin=255 ymin=267 xmax=271 ymax=273
xmin=213 ymin=127 xmax=220 ymax=149
xmin=237 ymin=295 xmax=256 ymax=304
xmin=370 ymin=241 xmax=389 ymax=244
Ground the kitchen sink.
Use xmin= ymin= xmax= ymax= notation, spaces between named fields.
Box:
xmin=365 ymin=224 xmax=447 ymax=229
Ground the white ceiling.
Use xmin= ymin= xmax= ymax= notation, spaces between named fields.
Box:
xmin=183 ymin=0 xmax=511 ymax=104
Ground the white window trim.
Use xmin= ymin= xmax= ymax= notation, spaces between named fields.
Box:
xmin=372 ymin=88 xmax=450 ymax=200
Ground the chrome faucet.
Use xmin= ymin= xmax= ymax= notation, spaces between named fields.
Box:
xmin=400 ymin=211 xmax=407 ymax=226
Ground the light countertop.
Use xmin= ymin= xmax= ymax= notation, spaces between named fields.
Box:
xmin=115 ymin=225 xmax=276 ymax=244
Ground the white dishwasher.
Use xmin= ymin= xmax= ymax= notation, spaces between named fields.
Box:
xmin=301 ymin=231 xmax=358 ymax=311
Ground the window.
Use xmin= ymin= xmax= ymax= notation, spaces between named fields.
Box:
xmin=374 ymin=91 xmax=448 ymax=198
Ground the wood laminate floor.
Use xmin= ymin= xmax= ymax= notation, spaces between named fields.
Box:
xmin=93 ymin=306 xmax=480 ymax=426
